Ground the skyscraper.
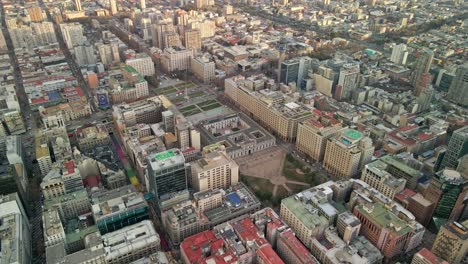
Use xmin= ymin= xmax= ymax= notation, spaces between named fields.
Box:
xmin=280 ymin=57 xmax=313 ymax=89
xmin=74 ymin=0 xmax=82 ymax=12
xmin=410 ymin=48 xmax=434 ymax=90
xmin=390 ymin=43 xmax=408 ymax=65
xmin=147 ymin=149 xmax=188 ymax=205
xmin=336 ymin=63 xmax=360 ymax=100
xmin=110 ymin=0 xmax=117 ymax=15
xmin=447 ymin=64 xmax=468 ymax=107
xmin=184 ymin=29 xmax=201 ymax=50
xmin=139 ymin=0 xmax=146 ymax=9
xmin=441 ymin=126 xmax=468 ymax=170
xmin=431 ymin=221 xmax=468 ymax=264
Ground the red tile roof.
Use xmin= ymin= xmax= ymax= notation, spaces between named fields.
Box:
xmin=394 ymin=188 xmax=417 ymax=203
xmin=278 ymin=229 xmax=319 ymax=264
xmin=256 ymin=245 xmax=285 ymax=264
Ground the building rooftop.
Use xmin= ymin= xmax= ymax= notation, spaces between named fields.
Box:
xmin=279 ymin=229 xmax=319 ymax=263
xmin=147 ymin=148 xmax=186 ymax=172
xmin=0 ymin=193 xmax=27 ymax=264
xmin=355 ymin=203 xmax=412 ymax=236
xmin=281 ymin=195 xmax=329 ymax=230
xmin=181 ymin=230 xmax=238 ymax=264
xmin=44 ymin=188 xmax=89 ymax=211
xmin=414 ymin=248 xmax=449 ymax=264
xmin=43 ymin=209 xmax=64 ymax=239
xmin=380 ymin=155 xmax=421 ymax=179
xmin=103 ymin=220 xmax=160 ymax=260
xmin=91 ymin=185 xmax=147 ymax=221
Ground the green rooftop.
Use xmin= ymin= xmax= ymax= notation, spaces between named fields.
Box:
xmin=66 ymin=222 xmax=98 ymax=244
xmin=123 ymin=65 xmax=139 ymax=74
xmin=380 ymin=155 xmax=421 ymax=178
xmin=345 ymin=129 xmax=363 ymax=140
xmin=155 ymin=150 xmax=176 ymax=161
xmin=282 ymin=196 xmax=328 ymax=230
xmin=356 ymin=203 xmax=412 ymax=236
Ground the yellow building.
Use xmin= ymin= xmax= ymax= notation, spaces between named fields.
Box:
xmin=225 ymin=75 xmax=311 ymax=142
xmin=431 ymin=221 xmax=468 ymax=264
xmin=296 ymin=110 xmax=344 ymax=162
xmin=323 ymin=129 xmax=374 ymax=178
xmin=190 ymin=146 xmax=239 ymax=192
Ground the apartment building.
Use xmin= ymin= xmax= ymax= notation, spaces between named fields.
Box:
xmin=360 ymin=159 xmax=406 ymax=199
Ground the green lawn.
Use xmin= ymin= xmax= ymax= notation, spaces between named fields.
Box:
xmin=188 ymin=91 xmax=205 ymax=98
xmin=200 ymin=102 xmax=221 ymax=111
xmin=158 ymin=88 xmax=177 ymax=95
xmin=240 ymin=175 xmax=274 ymax=201
xmin=197 ymin=99 xmax=218 ymax=107
xmin=170 ymin=97 xmax=186 ymax=104
xmin=179 ymin=104 xmax=197 ymax=111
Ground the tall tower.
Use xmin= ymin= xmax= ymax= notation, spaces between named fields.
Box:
xmin=431 ymin=221 xmax=468 ymax=264
xmin=74 ymin=0 xmax=82 ymax=11
xmin=440 ymin=126 xmax=468 ymax=170
xmin=139 ymin=0 xmax=146 ymax=10
xmin=390 ymin=43 xmax=408 ymax=65
xmin=110 ymin=0 xmax=117 ymax=15
xmin=410 ymin=48 xmax=434 ymax=90
xmin=277 ymin=40 xmax=287 ymax=84
xmin=447 ymin=64 xmax=468 ymax=107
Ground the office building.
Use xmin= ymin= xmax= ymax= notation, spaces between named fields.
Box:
xmin=162 ymin=110 xmax=175 ymax=133
xmin=410 ymin=48 xmax=434 ymax=89
xmin=280 ymin=183 xmax=336 ymax=248
xmin=176 ymin=122 xmax=190 ymax=150
xmin=6 ymin=136 xmax=28 ymax=194
xmin=160 ymin=48 xmax=193 ymax=73
xmin=310 ymin=228 xmax=383 ymax=264
xmin=424 ymin=169 xmax=467 ymax=221
xmin=103 ymin=220 xmax=160 ymax=264
xmin=411 ymin=248 xmax=449 ymax=264
xmin=60 ymin=23 xmax=86 ymax=49
xmin=336 ymin=212 xmax=361 ymax=244
xmin=336 ymin=63 xmax=360 ymax=100
xmin=225 ymin=75 xmax=312 ymax=142
xmin=280 ymin=56 xmax=313 ymax=89
xmin=360 ymin=159 xmax=406 ymax=199
xmin=191 ymin=55 xmax=215 ymax=84
xmin=323 ymin=129 xmax=374 ymax=178
xmin=151 ymin=22 xmax=175 ymax=48
xmin=113 ymin=96 xmax=163 ymax=129
xmin=447 ymin=64 xmax=468 ymax=106
xmin=441 ymin=126 xmax=468 ymax=170
xmin=391 ymin=43 xmax=408 ymax=65
xmin=353 ymin=203 xmax=419 ymax=259
xmin=296 ymin=110 xmax=344 ymax=162
xmin=109 ymin=65 xmax=149 ymax=104
xmin=147 ymin=149 xmax=188 ymax=204
xmin=28 ymin=6 xmax=44 ymax=22
xmin=395 ymin=190 xmax=435 ymax=227
xmin=74 ymin=44 xmax=96 ymax=66
xmin=43 ymin=189 xmax=90 ymax=220
xmin=162 ymin=31 xmax=181 ymax=49
xmin=126 ymin=54 xmax=155 ymax=77
xmin=110 ymin=0 xmax=117 ymax=15
xmin=43 ymin=209 xmax=66 ymax=247
xmin=379 ymin=154 xmax=423 ymax=189
xmin=46 ymin=232 xmax=106 ymax=264
xmin=162 ymin=200 xmax=207 ymax=246
xmin=139 ymin=0 xmax=146 ymax=9
xmin=0 ymin=193 xmax=31 ymax=264
xmin=190 ymin=147 xmax=239 ymax=192
xmin=431 ymin=221 xmax=468 ymax=264
xmin=277 ymin=229 xmax=319 ymax=264
xmin=97 ymin=42 xmax=120 ymax=67
xmin=74 ymin=0 xmax=82 ymax=11
xmin=91 ymin=185 xmax=149 ymax=234
xmin=184 ymin=29 xmax=201 ymax=50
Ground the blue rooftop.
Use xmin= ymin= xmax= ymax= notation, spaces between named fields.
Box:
xmin=226 ymin=192 xmax=241 ymax=207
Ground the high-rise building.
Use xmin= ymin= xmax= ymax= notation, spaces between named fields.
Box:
xmin=390 ymin=43 xmax=408 ymax=65
xmin=147 ymin=149 xmax=188 ymax=204
xmin=91 ymin=185 xmax=149 ymax=234
xmin=102 ymin=220 xmax=160 ymax=264
xmin=139 ymin=0 xmax=146 ymax=10
xmin=336 ymin=63 xmax=360 ymax=100
xmin=43 ymin=209 xmax=66 ymax=247
xmin=190 ymin=147 xmax=239 ymax=192
xmin=28 ymin=6 xmax=43 ymax=22
xmin=6 ymin=136 xmax=28 ymax=194
xmin=424 ymin=169 xmax=468 ymax=222
xmin=74 ymin=44 xmax=96 ymax=66
xmin=417 ymin=86 xmax=435 ymax=112
xmin=151 ymin=22 xmax=175 ymax=48
xmin=97 ymin=42 xmax=120 ymax=67
xmin=184 ymin=29 xmax=201 ymax=50
xmin=296 ymin=110 xmax=344 ymax=162
xmin=162 ymin=31 xmax=181 ymax=49
xmin=447 ymin=64 xmax=468 ymax=107
xmin=336 ymin=212 xmax=361 ymax=244
xmin=411 ymin=248 xmax=449 ymax=264
xmin=60 ymin=23 xmax=85 ymax=49
xmin=191 ymin=55 xmax=215 ymax=84
xmin=74 ymin=0 xmax=82 ymax=11
xmin=410 ymin=48 xmax=434 ymax=89
xmin=0 ymin=193 xmax=31 ymax=264
xmin=360 ymin=159 xmax=406 ymax=199
xmin=223 ymin=5 xmax=233 ymax=15
xmin=113 ymin=96 xmax=163 ymax=129
xmin=323 ymin=129 xmax=374 ymax=178
xmin=431 ymin=221 xmax=468 ymax=264
xmin=441 ymin=126 xmax=468 ymax=170
xmin=110 ymin=0 xmax=117 ymax=15
xmin=353 ymin=203 xmax=420 ymax=259
xmin=126 ymin=54 xmax=155 ymax=77
xmin=160 ymin=48 xmax=193 ymax=73
xmin=280 ymin=57 xmax=313 ymax=89
xmin=162 ymin=110 xmax=175 ymax=133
